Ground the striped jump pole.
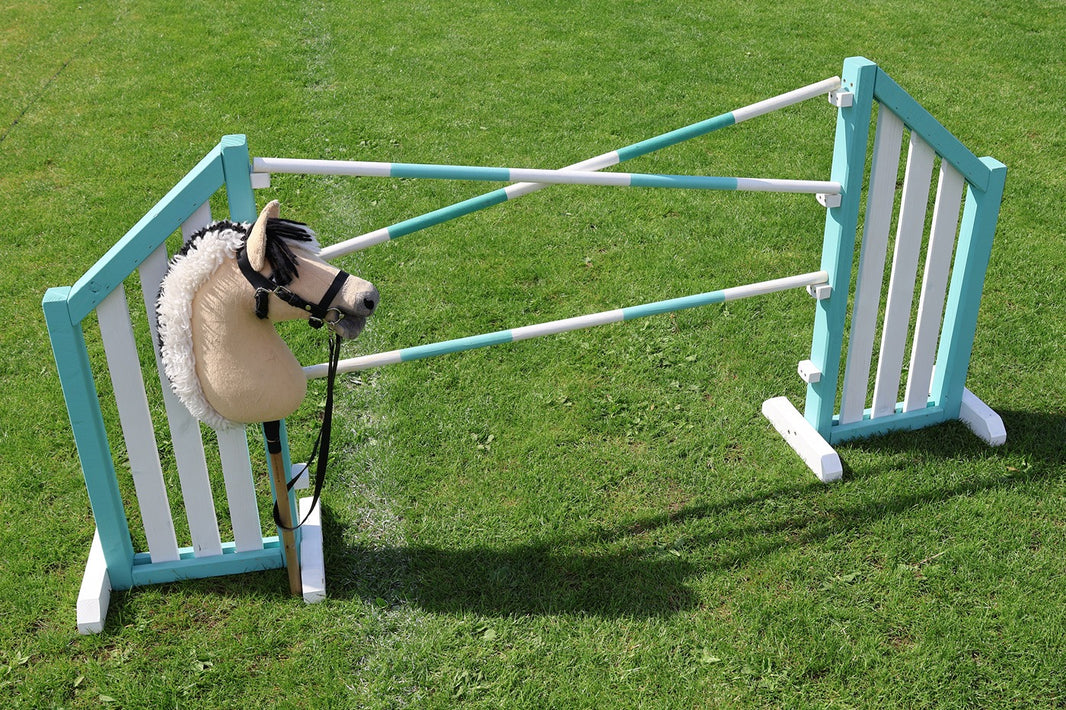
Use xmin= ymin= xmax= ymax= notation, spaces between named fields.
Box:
xmin=304 ymin=270 xmax=828 ymax=379
xmin=279 ymin=75 xmax=842 ymax=260
xmin=253 ymin=157 xmax=839 ymax=196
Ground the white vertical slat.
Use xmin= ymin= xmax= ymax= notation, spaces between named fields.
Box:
xmin=839 ymin=107 xmax=905 ymax=424
xmin=215 ymin=426 xmax=264 ymax=552
xmin=139 ymin=224 xmax=223 ymax=557
xmin=870 ymin=134 xmax=936 ymax=418
xmin=97 ymin=286 xmax=181 ymax=562
xmin=903 ymin=164 xmax=965 ymax=412
xmin=182 ymin=203 xmax=266 ymax=551
xmin=183 ymin=201 xmax=213 ymax=240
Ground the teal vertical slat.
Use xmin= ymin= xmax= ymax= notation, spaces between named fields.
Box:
xmin=221 ymin=135 xmax=257 ymax=222
xmin=803 ymin=57 xmax=878 ymax=436
xmin=43 ymin=288 xmax=136 ymax=590
xmin=229 ymin=136 xmax=301 ymax=560
xmin=930 ymin=158 xmax=1007 ymax=417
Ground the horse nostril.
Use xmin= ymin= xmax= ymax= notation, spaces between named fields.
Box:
xmin=363 ymin=297 xmax=377 ymax=312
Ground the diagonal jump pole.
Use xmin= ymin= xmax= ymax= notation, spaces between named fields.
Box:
xmin=304 ymin=270 xmax=828 ymax=379
xmin=260 ymin=75 xmax=843 ymax=260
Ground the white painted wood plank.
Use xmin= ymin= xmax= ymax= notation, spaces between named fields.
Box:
xmin=182 ymin=201 xmax=213 ymax=240
xmin=77 ymin=529 xmax=112 ymax=634
xmin=97 ymin=286 xmax=180 ymax=562
xmin=762 ymin=397 xmax=843 ymax=482
xmin=216 ymin=426 xmax=265 ymax=552
xmin=140 ymin=243 xmax=223 ymax=558
xmin=299 ymin=496 xmax=326 ymax=603
xmin=138 ymin=245 xmax=173 ymax=347
xmin=871 ymin=134 xmax=935 ymax=418
xmin=903 ymin=164 xmax=965 ymax=412
xmin=959 ymin=388 xmax=1006 ymax=446
xmin=839 ymin=108 xmax=905 ymax=424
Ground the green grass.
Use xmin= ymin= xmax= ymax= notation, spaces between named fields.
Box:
xmin=3 ymin=0 xmax=1065 ymax=707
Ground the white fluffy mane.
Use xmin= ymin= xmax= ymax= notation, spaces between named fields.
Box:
xmin=156 ymin=222 xmax=249 ymax=430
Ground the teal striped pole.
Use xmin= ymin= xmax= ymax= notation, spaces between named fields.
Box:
xmin=294 ymin=76 xmax=842 ymax=260
xmin=304 ymin=270 xmax=828 ymax=379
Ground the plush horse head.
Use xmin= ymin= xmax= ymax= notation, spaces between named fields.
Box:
xmin=157 ymin=200 xmax=378 ymax=429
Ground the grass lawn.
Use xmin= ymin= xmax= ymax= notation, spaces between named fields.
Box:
xmin=3 ymin=0 xmax=1064 ymax=707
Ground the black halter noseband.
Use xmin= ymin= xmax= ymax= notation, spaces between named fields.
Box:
xmin=236 ymin=246 xmax=351 ymax=330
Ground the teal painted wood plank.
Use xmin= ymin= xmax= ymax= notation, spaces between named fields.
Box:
xmin=43 ymin=288 xmax=136 ymax=590
xmin=67 ymin=145 xmax=226 ymax=322
xmin=829 ymin=404 xmax=948 ymax=444
xmin=804 ymin=57 xmax=879 ymax=436
xmin=872 ymin=69 xmax=990 ymax=191
xmin=221 ymin=135 xmax=257 ymax=222
xmin=133 ymin=536 xmax=282 ymax=565
xmin=930 ymin=157 xmax=1007 ymax=416
xmin=131 ymin=540 xmax=284 ymax=586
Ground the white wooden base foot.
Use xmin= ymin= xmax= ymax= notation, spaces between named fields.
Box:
xmin=298 ymin=496 xmax=326 ymax=603
xmin=959 ymin=388 xmax=1006 ymax=446
xmin=77 ymin=530 xmax=112 ymax=634
xmin=762 ymin=396 xmax=843 ymax=483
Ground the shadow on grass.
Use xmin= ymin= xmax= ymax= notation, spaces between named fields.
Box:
xmin=325 ymin=531 xmax=699 ymax=618
xmin=843 ymin=409 xmax=1065 ymax=474
xmin=100 ymin=409 xmax=1063 ymax=628
xmin=322 ymin=410 xmax=1064 ymax=618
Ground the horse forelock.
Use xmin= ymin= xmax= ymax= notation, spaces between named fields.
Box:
xmin=252 ymin=218 xmax=322 ymax=286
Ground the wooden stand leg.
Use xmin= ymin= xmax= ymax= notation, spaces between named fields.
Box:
xmin=265 ymin=421 xmax=302 ymax=596
xmin=762 ymin=396 xmax=843 ymax=483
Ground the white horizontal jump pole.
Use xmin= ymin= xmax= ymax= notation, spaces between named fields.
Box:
xmin=305 ymin=270 xmax=828 ymax=379
xmin=253 ymin=157 xmax=839 ymax=197
xmin=296 ymin=75 xmax=841 ymax=260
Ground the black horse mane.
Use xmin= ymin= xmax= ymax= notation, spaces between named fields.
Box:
xmin=157 ymin=217 xmax=319 ymax=352
xmin=174 ymin=217 xmax=318 ymax=287
xmin=253 ymin=218 xmax=317 ymax=286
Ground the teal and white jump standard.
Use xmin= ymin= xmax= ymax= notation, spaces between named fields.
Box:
xmin=44 ymin=58 xmax=1006 ymax=634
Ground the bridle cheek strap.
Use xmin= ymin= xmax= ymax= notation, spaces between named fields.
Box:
xmin=236 ymin=247 xmax=351 ymax=329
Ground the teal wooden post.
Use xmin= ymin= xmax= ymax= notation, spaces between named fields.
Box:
xmin=221 ymin=134 xmax=257 ymax=222
xmin=931 ymin=157 xmax=1007 ymax=416
xmin=219 ymin=134 xmax=303 ymax=561
xmin=803 ymin=57 xmax=877 ymax=436
xmin=43 ymin=288 xmax=136 ymax=590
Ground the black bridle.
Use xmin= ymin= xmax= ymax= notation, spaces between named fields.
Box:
xmin=235 ymin=244 xmax=348 ymax=530
xmin=236 ymin=246 xmax=352 ymax=330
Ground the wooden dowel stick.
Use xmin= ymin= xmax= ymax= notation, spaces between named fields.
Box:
xmin=264 ymin=421 xmax=302 ymax=596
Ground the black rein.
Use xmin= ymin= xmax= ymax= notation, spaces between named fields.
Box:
xmin=235 ymin=244 xmax=348 ymax=531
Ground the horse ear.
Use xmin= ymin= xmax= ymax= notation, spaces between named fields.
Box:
xmin=247 ymin=200 xmax=281 ymax=271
